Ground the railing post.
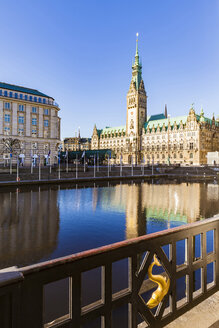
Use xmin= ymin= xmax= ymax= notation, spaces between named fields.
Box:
xmin=202 ymin=231 xmax=207 ymax=294
xmin=128 ymin=255 xmax=138 ymax=328
xmin=101 ymin=264 xmax=112 ymax=328
xmin=170 ymin=242 xmax=177 ymax=314
xmin=71 ymin=273 xmax=81 ymax=328
xmin=216 ymin=220 xmax=219 ymax=290
xmin=0 ymin=271 xmax=24 ymax=328
xmin=186 ymin=236 xmax=193 ymax=303
xmin=20 ymin=277 xmax=43 ymax=328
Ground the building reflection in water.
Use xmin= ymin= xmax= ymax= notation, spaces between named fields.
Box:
xmin=0 ymin=187 xmax=60 ymax=269
xmin=0 ymin=181 xmax=218 ymax=270
xmin=95 ymin=182 xmax=219 ymax=240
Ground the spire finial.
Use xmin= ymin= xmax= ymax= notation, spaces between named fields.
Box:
xmin=165 ymin=104 xmax=167 ymax=118
xmin=136 ymin=32 xmax=139 ymax=55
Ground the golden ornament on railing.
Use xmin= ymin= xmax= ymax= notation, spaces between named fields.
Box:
xmin=146 ymin=254 xmax=170 ymax=309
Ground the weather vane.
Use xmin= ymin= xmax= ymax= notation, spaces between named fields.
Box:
xmin=136 ymin=32 xmax=139 ymax=41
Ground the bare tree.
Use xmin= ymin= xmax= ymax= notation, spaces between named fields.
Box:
xmin=1 ymin=138 xmax=21 ymax=173
xmin=2 ymin=138 xmax=21 ymax=156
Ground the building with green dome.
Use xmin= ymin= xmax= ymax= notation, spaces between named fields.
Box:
xmin=91 ymin=36 xmax=219 ymax=165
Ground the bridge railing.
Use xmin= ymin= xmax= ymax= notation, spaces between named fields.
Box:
xmin=0 ymin=216 xmax=219 ymax=328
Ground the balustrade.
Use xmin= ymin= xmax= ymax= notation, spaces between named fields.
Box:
xmin=0 ymin=216 xmax=218 ymax=327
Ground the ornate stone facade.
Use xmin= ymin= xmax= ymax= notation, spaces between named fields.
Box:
xmin=91 ymin=37 xmax=219 ymax=165
xmin=64 ymin=137 xmax=91 ymax=151
xmin=0 ymin=82 xmax=61 ymax=165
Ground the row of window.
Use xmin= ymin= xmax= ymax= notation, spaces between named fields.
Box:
xmin=143 ymin=143 xmax=194 ymax=151
xmin=4 ymin=127 xmax=38 ymax=135
xmin=145 ymin=153 xmax=193 ymax=160
xmin=3 ymin=102 xmax=50 ymax=115
xmin=4 ymin=114 xmax=49 ymax=126
xmin=0 ymin=90 xmax=51 ymax=105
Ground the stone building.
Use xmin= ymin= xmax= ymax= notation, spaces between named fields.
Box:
xmin=91 ymin=37 xmax=219 ymax=165
xmin=0 ymin=82 xmax=61 ymax=165
xmin=207 ymin=151 xmax=219 ymax=165
xmin=64 ymin=130 xmax=91 ymax=151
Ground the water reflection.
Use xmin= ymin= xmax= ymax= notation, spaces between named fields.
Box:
xmin=0 ymin=187 xmax=59 ymax=269
xmin=0 ymin=181 xmax=218 ymax=270
xmin=96 ymin=182 xmax=219 ymax=238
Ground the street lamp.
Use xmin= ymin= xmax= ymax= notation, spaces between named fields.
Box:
xmin=167 ymin=114 xmax=171 ymax=166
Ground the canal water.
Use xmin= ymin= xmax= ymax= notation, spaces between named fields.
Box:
xmin=0 ymin=180 xmax=218 ymax=326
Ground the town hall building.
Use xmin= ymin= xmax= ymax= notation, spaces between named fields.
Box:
xmin=91 ymin=35 xmax=219 ymax=165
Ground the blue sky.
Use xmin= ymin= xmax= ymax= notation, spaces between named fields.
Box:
xmin=1 ymin=0 xmax=219 ymax=139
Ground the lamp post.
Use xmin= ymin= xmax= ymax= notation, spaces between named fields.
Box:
xmin=57 ymin=144 xmax=62 ymax=180
xmin=66 ymin=150 xmax=68 ymax=173
xmin=152 ymin=158 xmax=154 ymax=175
xmin=76 ymin=154 xmax=78 ymax=179
xmin=142 ymin=156 xmax=145 ymax=176
xmin=97 ymin=153 xmax=99 ymax=172
xmin=167 ymin=114 xmax=171 ymax=166
xmin=39 ymin=155 xmax=41 ymax=181
xmin=94 ymin=155 xmax=96 ymax=178
xmin=120 ymin=154 xmax=122 ymax=177
xmin=58 ymin=153 xmax=61 ymax=180
xmin=31 ymin=150 xmax=33 ymax=174
xmin=10 ymin=153 xmax=12 ymax=175
xmin=16 ymin=155 xmax=19 ymax=181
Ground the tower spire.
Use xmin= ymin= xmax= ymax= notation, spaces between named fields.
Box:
xmin=136 ymin=32 xmax=139 ymax=56
xmin=165 ymin=104 xmax=167 ymax=118
xmin=132 ymin=33 xmax=142 ymax=90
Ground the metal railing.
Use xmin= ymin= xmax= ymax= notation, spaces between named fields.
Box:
xmin=0 ymin=216 xmax=218 ymax=327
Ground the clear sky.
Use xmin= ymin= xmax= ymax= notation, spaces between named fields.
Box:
xmin=1 ymin=0 xmax=219 ymax=139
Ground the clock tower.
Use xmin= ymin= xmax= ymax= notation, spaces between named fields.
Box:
xmin=126 ymin=34 xmax=147 ymax=138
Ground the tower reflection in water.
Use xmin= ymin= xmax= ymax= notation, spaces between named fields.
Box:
xmin=97 ymin=182 xmax=219 ymax=239
xmin=0 ymin=186 xmax=59 ymax=269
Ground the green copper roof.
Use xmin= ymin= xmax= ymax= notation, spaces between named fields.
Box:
xmin=144 ymin=112 xmax=219 ymax=131
xmin=196 ymin=114 xmax=219 ymax=126
xmin=144 ymin=115 xmax=188 ymax=130
xmin=0 ymin=82 xmax=53 ymax=99
xmin=148 ymin=114 xmax=166 ymax=121
xmin=101 ymin=125 xmax=126 ymax=134
xmin=96 ymin=129 xmax=102 ymax=137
